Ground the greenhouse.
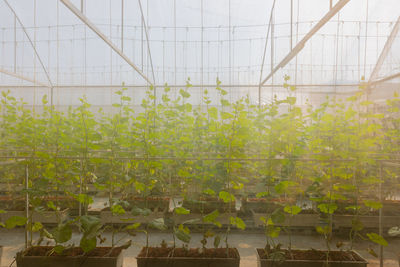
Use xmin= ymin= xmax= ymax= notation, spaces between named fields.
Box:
xmin=0 ymin=0 xmax=399 ymax=266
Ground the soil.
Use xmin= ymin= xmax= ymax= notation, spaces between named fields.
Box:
xmin=138 ymin=247 xmax=239 ymax=259
xmin=257 ymin=248 xmax=364 ymax=262
xmin=24 ymin=246 xmax=122 ymax=258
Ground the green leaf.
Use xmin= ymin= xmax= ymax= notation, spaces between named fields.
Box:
xmin=351 ymin=218 xmax=364 ymax=231
xmin=131 ymin=207 xmax=151 ymax=216
xmin=126 ymin=223 xmax=141 ymax=230
xmin=214 ymin=235 xmax=221 ymax=248
xmin=5 ymin=216 xmax=27 ymax=229
xmin=54 ymin=245 xmax=65 ymax=255
xmin=229 ymin=216 xmax=246 ymax=230
xmin=51 ymin=223 xmax=72 ymax=244
xmin=284 ymin=205 xmax=302 ymax=215
xmin=179 ymin=89 xmax=190 ymax=98
xmin=203 ymin=188 xmax=215 ymax=196
xmin=111 ymin=204 xmax=126 ymax=215
xmin=274 ymin=181 xmax=296 ymax=194
xmin=367 ymin=233 xmax=388 ymax=246
xmin=174 ymin=207 xmax=190 ymax=215
xmin=80 ymin=215 xmax=103 ymax=240
xmin=271 ymin=208 xmax=285 ymax=224
xmin=266 ymin=225 xmax=281 ymax=238
xmin=80 ymin=236 xmax=97 ymax=253
xmin=364 ymin=200 xmax=382 ymax=210
xmin=175 ymin=224 xmax=191 ymax=243
xmin=219 ymin=191 xmax=235 ymax=203
xmin=256 ymin=192 xmax=269 ymax=198
xmin=318 ymin=203 xmax=337 ymax=214
xmin=149 ymin=218 xmax=167 ymax=231
xmin=316 ymin=226 xmax=331 ymax=235
xmin=203 ymin=210 xmax=219 ymax=223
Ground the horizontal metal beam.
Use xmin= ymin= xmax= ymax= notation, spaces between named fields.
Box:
xmin=0 ymin=68 xmax=51 ymax=88
xmin=260 ymin=0 xmax=351 ymax=86
xmin=59 ymin=0 xmax=153 ymax=86
xmin=0 ymin=83 xmax=362 ymax=88
xmin=370 ymin=71 xmax=400 ymax=85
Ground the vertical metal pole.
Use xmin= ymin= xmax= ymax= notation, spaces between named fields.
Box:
xmin=290 ymin=0 xmax=293 ymax=50
xmin=162 ymin=28 xmax=165 ymax=82
xmin=294 ymin=0 xmax=299 ymax=84
xmin=174 ymin=0 xmax=177 ymax=85
xmin=79 ymin=160 xmax=83 ymax=217
xmin=121 ymin=0 xmax=124 ymax=52
xmin=379 ymin=162 xmax=383 ymax=267
xmin=271 ymin=14 xmax=274 ymax=89
xmin=228 ymin=0 xmax=232 ymax=100
xmin=33 ymin=0 xmax=36 ymax=107
xmin=25 ymin=165 xmax=29 ymax=249
xmin=334 ymin=12 xmax=340 ymax=91
xmin=57 ymin=0 xmax=59 ymax=104
xmin=358 ymin=22 xmax=361 ymax=81
xmin=14 ymin=15 xmax=16 ymax=73
xmin=363 ymin=0 xmax=369 ymax=79
xmin=110 ymin=0 xmax=113 ymax=84
xmin=201 ymin=0 xmax=204 ymax=100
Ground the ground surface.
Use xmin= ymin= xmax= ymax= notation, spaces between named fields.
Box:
xmin=0 ymin=228 xmax=399 ymax=267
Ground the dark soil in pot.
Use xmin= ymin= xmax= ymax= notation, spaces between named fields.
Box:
xmin=16 ymin=246 xmax=123 ymax=267
xmin=256 ymin=248 xmax=367 ymax=267
xmin=137 ymin=247 xmax=240 ymax=267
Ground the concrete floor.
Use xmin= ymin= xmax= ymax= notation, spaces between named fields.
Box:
xmin=0 ymin=228 xmax=399 ymax=267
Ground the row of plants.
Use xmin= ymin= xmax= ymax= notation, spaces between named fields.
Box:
xmin=0 ymin=76 xmax=398 ymax=266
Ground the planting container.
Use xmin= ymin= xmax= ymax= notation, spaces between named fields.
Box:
xmin=252 ymin=210 xmax=320 ymax=228
xmin=126 ymin=196 xmax=170 ymax=210
xmin=16 ymin=246 xmax=123 ymax=267
xmin=0 ymin=209 xmax=69 ymax=224
xmin=137 ymin=247 xmax=240 ymax=267
xmin=171 ymin=212 xmax=237 ymax=225
xmin=256 ymin=248 xmax=368 ymax=267
xmin=100 ymin=210 xmax=165 ymax=224
xmin=333 ymin=214 xmax=400 ymax=229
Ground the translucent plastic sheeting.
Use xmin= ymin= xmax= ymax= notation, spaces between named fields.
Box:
xmin=0 ymin=0 xmax=399 ymax=107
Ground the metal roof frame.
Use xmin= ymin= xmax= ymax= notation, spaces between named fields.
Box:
xmin=60 ymin=0 xmax=154 ymax=86
xmin=259 ymin=0 xmax=351 ymax=87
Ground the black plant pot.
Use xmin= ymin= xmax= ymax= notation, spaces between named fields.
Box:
xmin=136 ymin=247 xmax=240 ymax=267
xmin=16 ymin=246 xmax=123 ymax=267
xmin=256 ymin=248 xmax=368 ymax=267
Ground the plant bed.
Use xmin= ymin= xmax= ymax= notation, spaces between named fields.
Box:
xmin=241 ymin=198 xmax=286 ymax=213
xmin=256 ymin=248 xmax=367 ymax=267
xmin=126 ymin=196 xmax=170 ymax=211
xmin=251 ymin=209 xmax=320 ymax=228
xmin=333 ymin=214 xmax=400 ymax=229
xmin=182 ymin=198 xmax=236 ymax=213
xmin=100 ymin=207 xmax=166 ymax=224
xmin=16 ymin=246 xmax=123 ymax=267
xmin=0 ymin=208 xmax=69 ymax=224
xmin=171 ymin=212 xmax=238 ymax=225
xmin=0 ymin=195 xmax=81 ymax=216
xmin=382 ymin=200 xmax=400 ymax=215
xmin=137 ymin=247 xmax=240 ymax=267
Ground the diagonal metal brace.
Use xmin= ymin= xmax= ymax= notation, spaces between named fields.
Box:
xmin=368 ymin=16 xmax=400 ymax=84
xmin=0 ymin=68 xmax=51 ymax=88
xmin=260 ymin=0 xmax=350 ymax=86
xmin=60 ymin=0 xmax=154 ymax=86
